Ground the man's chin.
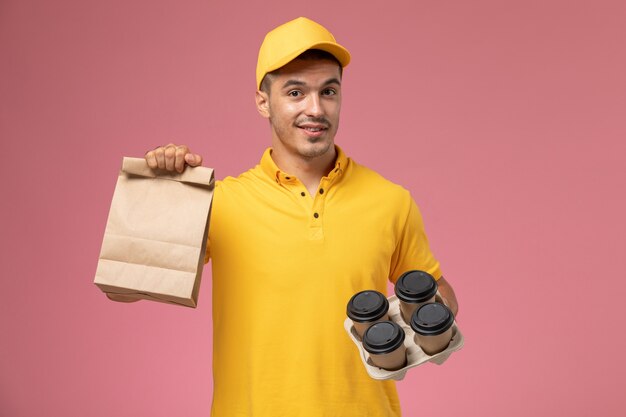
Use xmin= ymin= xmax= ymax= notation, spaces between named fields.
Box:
xmin=299 ymin=141 xmax=334 ymax=159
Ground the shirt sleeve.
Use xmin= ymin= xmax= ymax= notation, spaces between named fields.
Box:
xmin=389 ymin=195 xmax=442 ymax=283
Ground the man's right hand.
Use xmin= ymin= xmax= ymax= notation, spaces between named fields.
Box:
xmin=145 ymin=143 xmax=203 ymax=173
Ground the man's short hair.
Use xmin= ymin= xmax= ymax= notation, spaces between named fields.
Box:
xmin=259 ymin=49 xmax=343 ymax=94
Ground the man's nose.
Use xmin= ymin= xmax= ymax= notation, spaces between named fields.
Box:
xmin=305 ymin=94 xmax=324 ymax=117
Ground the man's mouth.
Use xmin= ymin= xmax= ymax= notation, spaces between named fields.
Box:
xmin=298 ymin=125 xmax=328 ymax=139
xmin=298 ymin=123 xmax=329 ymax=132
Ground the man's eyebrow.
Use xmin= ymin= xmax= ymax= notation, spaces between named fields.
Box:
xmin=323 ymin=78 xmax=341 ymax=87
xmin=281 ymin=79 xmax=306 ymax=89
xmin=280 ymin=78 xmax=342 ymax=90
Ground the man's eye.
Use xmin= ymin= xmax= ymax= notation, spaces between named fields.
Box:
xmin=288 ymin=90 xmax=302 ymax=97
xmin=322 ymin=88 xmax=336 ymax=96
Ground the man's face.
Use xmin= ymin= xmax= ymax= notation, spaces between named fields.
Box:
xmin=256 ymin=58 xmax=342 ymax=160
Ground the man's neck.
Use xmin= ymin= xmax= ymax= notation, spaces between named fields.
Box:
xmin=270 ymin=146 xmax=337 ymax=196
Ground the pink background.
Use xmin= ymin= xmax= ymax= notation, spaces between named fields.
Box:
xmin=1 ymin=0 xmax=625 ymax=416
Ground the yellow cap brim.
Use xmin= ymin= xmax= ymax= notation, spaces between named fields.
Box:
xmin=263 ymin=41 xmax=351 ymax=77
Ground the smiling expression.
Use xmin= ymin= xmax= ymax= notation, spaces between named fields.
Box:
xmin=256 ymin=58 xmax=342 ymax=161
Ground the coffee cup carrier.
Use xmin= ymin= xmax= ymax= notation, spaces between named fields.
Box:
xmin=344 ymin=293 xmax=464 ymax=381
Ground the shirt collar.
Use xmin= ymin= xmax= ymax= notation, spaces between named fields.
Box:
xmin=259 ymin=145 xmax=349 ymax=185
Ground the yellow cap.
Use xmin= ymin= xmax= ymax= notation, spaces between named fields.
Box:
xmin=256 ymin=17 xmax=351 ymax=89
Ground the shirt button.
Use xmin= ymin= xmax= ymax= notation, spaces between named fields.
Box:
xmin=319 ymin=188 xmax=324 ymax=194
xmin=301 ymin=192 xmax=306 ymax=197
xmin=286 ymin=176 xmax=291 ymax=180
xmin=313 ymin=212 xmax=319 ymax=218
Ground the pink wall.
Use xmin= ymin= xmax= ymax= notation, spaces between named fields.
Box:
xmin=2 ymin=0 xmax=625 ymax=415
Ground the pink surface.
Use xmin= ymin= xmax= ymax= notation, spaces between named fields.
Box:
xmin=1 ymin=0 xmax=625 ymax=416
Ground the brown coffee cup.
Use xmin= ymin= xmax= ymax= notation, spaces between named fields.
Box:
xmin=346 ymin=290 xmax=390 ymax=338
xmin=394 ymin=270 xmax=438 ymax=323
xmin=362 ymin=321 xmax=407 ymax=371
xmin=410 ymin=302 xmax=455 ymax=355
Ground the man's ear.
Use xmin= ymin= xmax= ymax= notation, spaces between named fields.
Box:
xmin=255 ymin=90 xmax=270 ymax=119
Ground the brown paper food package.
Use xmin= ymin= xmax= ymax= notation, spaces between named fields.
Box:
xmin=94 ymin=157 xmax=215 ymax=308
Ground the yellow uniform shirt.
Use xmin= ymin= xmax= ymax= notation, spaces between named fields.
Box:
xmin=206 ymin=146 xmax=441 ymax=417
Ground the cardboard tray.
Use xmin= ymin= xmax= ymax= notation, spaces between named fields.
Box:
xmin=344 ymin=294 xmax=464 ymax=380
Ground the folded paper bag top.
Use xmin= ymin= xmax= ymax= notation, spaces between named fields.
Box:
xmin=94 ymin=157 xmax=215 ymax=308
